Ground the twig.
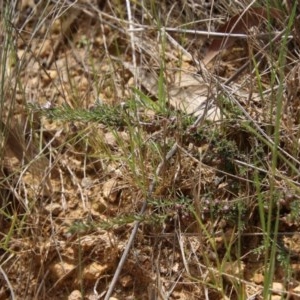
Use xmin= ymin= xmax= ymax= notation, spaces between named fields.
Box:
xmin=162 ymin=27 xmax=293 ymax=39
xmin=98 ymin=11 xmax=289 ymax=39
xmin=125 ymin=0 xmax=138 ymax=85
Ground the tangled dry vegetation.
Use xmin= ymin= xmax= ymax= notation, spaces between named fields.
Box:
xmin=1 ymin=0 xmax=300 ymax=299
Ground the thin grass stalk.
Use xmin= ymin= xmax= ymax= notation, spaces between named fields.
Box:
xmin=262 ymin=2 xmax=297 ymax=298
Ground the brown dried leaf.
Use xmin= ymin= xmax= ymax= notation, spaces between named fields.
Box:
xmin=123 ymin=62 xmax=220 ymax=120
xmin=204 ymin=7 xmax=283 ymax=64
xmin=102 ymin=178 xmax=119 ymax=203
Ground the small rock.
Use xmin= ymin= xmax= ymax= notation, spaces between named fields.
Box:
xmin=42 ymin=70 xmax=58 ymax=85
xmin=119 ymin=274 xmax=133 ymax=288
xmin=252 ymin=273 xmax=264 ymax=284
xmin=102 ymin=178 xmax=119 ymax=203
xmin=68 ymin=290 xmax=82 ymax=300
xmin=83 ymin=262 xmax=108 ymax=281
xmin=81 ymin=177 xmax=94 ymax=188
xmin=50 ymin=261 xmax=75 ymax=280
xmin=104 ymin=132 xmax=117 ymax=147
xmin=45 ymin=203 xmax=62 ymax=216
xmin=272 ymin=282 xmax=285 ymax=295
